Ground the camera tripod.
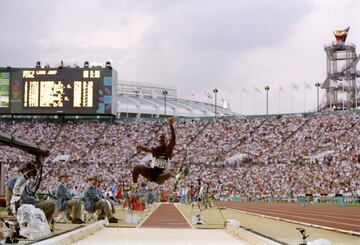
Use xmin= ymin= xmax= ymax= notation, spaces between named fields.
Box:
xmin=296 ymin=228 xmax=309 ymax=245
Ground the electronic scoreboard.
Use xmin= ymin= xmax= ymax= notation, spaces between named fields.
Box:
xmin=0 ymin=67 xmax=117 ymax=115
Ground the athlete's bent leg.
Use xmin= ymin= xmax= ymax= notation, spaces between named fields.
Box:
xmin=132 ymin=165 xmax=152 ymax=183
xmin=155 ymin=169 xmax=176 ymax=184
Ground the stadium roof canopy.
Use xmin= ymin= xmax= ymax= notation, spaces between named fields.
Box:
xmin=117 ymin=81 xmax=238 ymax=118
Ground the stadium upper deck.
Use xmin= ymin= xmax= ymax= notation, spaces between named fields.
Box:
xmin=117 ymin=81 xmax=236 ymax=118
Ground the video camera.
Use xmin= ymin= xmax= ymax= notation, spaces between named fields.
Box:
xmin=22 ymin=160 xmax=39 ymax=179
xmin=26 ymin=167 xmax=38 ymax=178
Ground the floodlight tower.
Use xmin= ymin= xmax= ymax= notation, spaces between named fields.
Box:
xmin=322 ymin=27 xmax=360 ymax=109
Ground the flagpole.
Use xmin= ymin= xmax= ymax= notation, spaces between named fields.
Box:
xmin=253 ymin=88 xmax=255 ymax=115
xmin=304 ymin=83 xmax=306 ymax=113
xmin=315 ymin=83 xmax=320 ymax=112
xmin=240 ymin=89 xmax=242 ymax=114
xmin=355 ymin=80 xmax=358 ymax=108
xmin=278 ymin=85 xmax=281 ymax=114
xmin=291 ymin=85 xmax=293 ymax=113
xmin=330 ymin=83 xmax=332 ymax=110
xmin=342 ymin=83 xmax=345 ymax=111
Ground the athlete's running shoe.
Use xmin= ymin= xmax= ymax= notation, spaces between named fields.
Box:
xmin=176 ymin=166 xmax=189 ymax=181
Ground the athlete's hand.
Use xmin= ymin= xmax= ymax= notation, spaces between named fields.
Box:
xmin=168 ymin=117 xmax=175 ymax=126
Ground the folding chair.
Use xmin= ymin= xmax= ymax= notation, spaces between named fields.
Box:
xmin=84 ymin=209 xmax=100 ymax=222
xmin=54 ymin=211 xmax=70 ymax=223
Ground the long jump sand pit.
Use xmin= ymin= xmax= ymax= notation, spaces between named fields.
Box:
xmin=70 ymin=203 xmax=249 ymax=245
xmin=72 ymin=227 xmax=248 ymax=245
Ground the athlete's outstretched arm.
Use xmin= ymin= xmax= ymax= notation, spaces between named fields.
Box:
xmin=137 ymin=145 xmax=152 ymax=153
xmin=166 ymin=118 xmax=176 ymax=159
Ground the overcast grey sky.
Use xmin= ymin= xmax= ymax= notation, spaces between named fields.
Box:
xmin=0 ymin=0 xmax=359 ymax=115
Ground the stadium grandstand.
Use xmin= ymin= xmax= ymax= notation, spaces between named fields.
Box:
xmin=1 ymin=111 xmax=359 ymax=200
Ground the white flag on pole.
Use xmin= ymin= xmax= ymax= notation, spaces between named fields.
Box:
xmin=204 ymin=91 xmax=213 ymax=99
xmin=241 ymin=88 xmax=249 ymax=94
xmin=291 ymin=83 xmax=299 ymax=90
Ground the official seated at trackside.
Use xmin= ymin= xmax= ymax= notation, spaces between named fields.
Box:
xmin=55 ymin=172 xmax=84 ymax=224
xmin=83 ymin=176 xmax=118 ymax=223
xmin=94 ymin=176 xmax=116 ymax=215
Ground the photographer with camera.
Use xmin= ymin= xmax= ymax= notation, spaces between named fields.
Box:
xmin=6 ymin=161 xmax=56 ymax=222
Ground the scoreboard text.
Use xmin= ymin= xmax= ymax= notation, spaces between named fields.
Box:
xmin=0 ymin=67 xmax=117 ymax=115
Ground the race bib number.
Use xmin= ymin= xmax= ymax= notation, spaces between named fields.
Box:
xmin=154 ymin=159 xmax=168 ymax=169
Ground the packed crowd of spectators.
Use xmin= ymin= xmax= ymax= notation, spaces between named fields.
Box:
xmin=1 ymin=112 xmax=360 ymax=201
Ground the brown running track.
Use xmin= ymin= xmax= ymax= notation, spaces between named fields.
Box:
xmin=216 ymin=202 xmax=360 ymax=233
xmin=141 ymin=203 xmax=191 ymax=228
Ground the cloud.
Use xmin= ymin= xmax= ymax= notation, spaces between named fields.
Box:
xmin=120 ymin=0 xmax=311 ymax=89
xmin=0 ymin=0 xmax=56 ymax=65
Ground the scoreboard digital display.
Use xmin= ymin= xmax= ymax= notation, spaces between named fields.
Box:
xmin=0 ymin=67 xmax=117 ymax=115
xmin=0 ymin=72 xmax=10 ymax=108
